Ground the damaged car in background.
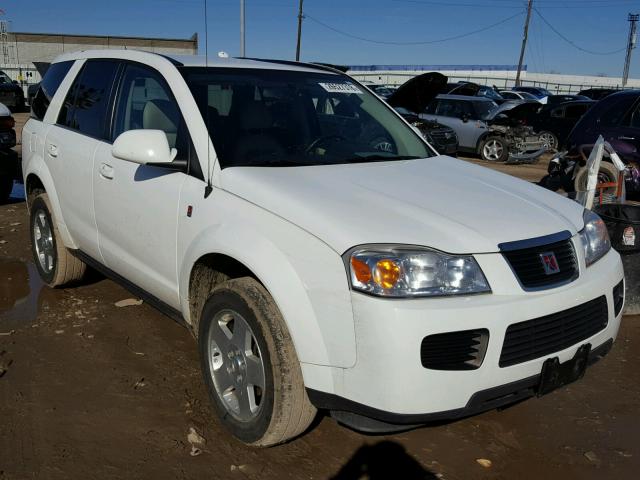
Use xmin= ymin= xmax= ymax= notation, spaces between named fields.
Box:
xmin=388 ymin=72 xmax=545 ymax=163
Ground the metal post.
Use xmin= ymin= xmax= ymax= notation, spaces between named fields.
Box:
xmin=295 ymin=0 xmax=304 ymax=61
xmin=240 ymin=0 xmax=245 ymax=57
xmin=623 ymin=13 xmax=639 ymax=87
xmin=515 ymin=0 xmax=533 ymax=87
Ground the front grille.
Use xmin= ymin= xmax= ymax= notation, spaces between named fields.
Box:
xmin=502 ymin=237 xmax=578 ymax=290
xmin=421 ymin=329 xmax=489 ymax=370
xmin=500 ymin=296 xmax=608 ymax=367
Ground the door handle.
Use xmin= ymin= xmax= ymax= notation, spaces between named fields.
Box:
xmin=47 ymin=143 xmax=58 ymax=157
xmin=618 ymin=136 xmax=635 ymax=141
xmin=99 ymin=163 xmax=114 ymax=180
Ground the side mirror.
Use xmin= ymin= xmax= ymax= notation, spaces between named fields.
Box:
xmin=112 ymin=129 xmax=177 ymax=165
xmin=12 ymin=80 xmax=18 ymax=85
xmin=461 ymin=114 xmax=470 ymax=123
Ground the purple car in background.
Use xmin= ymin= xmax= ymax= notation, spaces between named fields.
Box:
xmin=566 ymin=90 xmax=640 ymax=196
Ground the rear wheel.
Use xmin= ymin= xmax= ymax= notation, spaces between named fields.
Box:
xmin=30 ymin=193 xmax=87 ymax=287
xmin=198 ymin=277 xmax=316 ymax=446
xmin=480 ymin=136 xmax=509 ymax=162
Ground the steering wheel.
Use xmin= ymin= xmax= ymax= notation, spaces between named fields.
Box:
xmin=304 ymin=134 xmax=347 ymax=154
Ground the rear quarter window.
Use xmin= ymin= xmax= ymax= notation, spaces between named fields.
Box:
xmin=31 ymin=61 xmax=74 ymax=121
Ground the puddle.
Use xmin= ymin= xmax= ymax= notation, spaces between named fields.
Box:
xmin=0 ymin=259 xmax=45 ymax=329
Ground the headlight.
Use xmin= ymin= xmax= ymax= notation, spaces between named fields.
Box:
xmin=579 ymin=209 xmax=611 ymax=266
xmin=345 ymin=246 xmax=491 ymax=298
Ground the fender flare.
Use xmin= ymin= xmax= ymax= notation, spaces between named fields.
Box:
xmin=178 ymin=222 xmax=334 ymax=368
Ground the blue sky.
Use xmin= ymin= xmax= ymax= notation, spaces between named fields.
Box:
xmin=6 ymin=0 xmax=640 ymax=77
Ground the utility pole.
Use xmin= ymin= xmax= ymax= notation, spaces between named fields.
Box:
xmin=623 ymin=13 xmax=639 ymax=87
xmin=515 ymin=0 xmax=533 ymax=87
xmin=295 ymin=0 xmax=304 ymax=61
xmin=240 ymin=0 xmax=246 ymax=57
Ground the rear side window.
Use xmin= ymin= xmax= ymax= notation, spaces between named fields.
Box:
xmin=58 ymin=60 xmax=120 ymax=140
xmin=30 ymin=61 xmax=74 ymax=121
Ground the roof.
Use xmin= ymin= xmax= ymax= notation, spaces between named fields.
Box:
xmin=11 ymin=31 xmax=198 ymax=44
xmin=51 ymin=49 xmax=337 ymax=75
xmin=436 ymin=94 xmax=494 ymax=102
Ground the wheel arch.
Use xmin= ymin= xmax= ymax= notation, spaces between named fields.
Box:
xmin=23 ymin=163 xmax=78 ymax=249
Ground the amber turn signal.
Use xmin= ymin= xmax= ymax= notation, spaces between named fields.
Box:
xmin=373 ymin=259 xmax=401 ymax=289
xmin=351 ymin=257 xmax=372 ymax=283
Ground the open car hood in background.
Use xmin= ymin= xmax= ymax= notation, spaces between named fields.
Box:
xmin=446 ymin=81 xmax=481 ymax=96
xmin=489 ymin=101 xmax=542 ymax=122
xmin=386 ymin=72 xmax=448 ymax=114
xmin=32 ymin=62 xmax=51 ymax=77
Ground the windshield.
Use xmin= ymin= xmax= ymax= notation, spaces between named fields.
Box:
xmin=179 ymin=67 xmax=432 ymax=168
xmin=0 ymin=71 xmax=10 ymax=84
xmin=474 ymin=100 xmax=499 ymax=120
xmin=519 ymin=91 xmax=538 ymax=100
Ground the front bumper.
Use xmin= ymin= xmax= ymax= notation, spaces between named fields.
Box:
xmin=307 ymin=247 xmax=624 ymax=424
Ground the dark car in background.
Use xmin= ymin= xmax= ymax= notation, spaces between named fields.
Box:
xmin=531 ymin=100 xmax=595 ymax=150
xmin=546 ymin=94 xmax=590 ymax=106
xmin=0 ymin=102 xmax=17 ymax=202
xmin=578 ymin=88 xmax=620 ymax=101
xmin=0 ymin=70 xmax=26 ymax=111
xmin=566 ymin=90 xmax=640 ymax=196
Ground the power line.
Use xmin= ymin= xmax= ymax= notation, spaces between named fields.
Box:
xmin=534 ymin=7 xmax=627 ymax=55
xmin=304 ymin=10 xmax=524 ymax=46
xmin=393 ymin=0 xmax=640 ymax=9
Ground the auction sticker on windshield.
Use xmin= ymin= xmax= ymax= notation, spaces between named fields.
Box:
xmin=319 ymin=82 xmax=363 ymax=94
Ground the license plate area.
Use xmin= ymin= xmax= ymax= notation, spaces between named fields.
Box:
xmin=537 ymin=343 xmax=591 ymax=396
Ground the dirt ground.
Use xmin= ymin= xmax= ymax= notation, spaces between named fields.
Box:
xmin=1 ymin=113 xmax=639 ymax=480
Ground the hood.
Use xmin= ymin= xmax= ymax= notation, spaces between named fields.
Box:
xmin=33 ymin=62 xmax=51 ymax=77
xmin=221 ymin=157 xmax=584 ymax=254
xmin=387 ymin=72 xmax=448 ymax=114
xmin=489 ymin=101 xmax=542 ymax=124
xmin=446 ymin=81 xmax=481 ymax=96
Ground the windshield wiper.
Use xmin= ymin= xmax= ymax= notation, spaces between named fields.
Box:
xmin=342 ymin=154 xmax=423 ymax=163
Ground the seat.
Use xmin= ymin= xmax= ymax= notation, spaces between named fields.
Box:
xmin=142 ymin=99 xmax=179 ymax=147
xmin=232 ymin=102 xmax=284 ymax=165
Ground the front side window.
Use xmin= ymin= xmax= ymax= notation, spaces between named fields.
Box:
xmin=473 ymin=101 xmax=498 ymax=120
xmin=57 ymin=59 xmax=120 ymax=139
xmin=179 ymin=67 xmax=431 ymax=168
xmin=112 ymin=63 xmax=200 ymax=174
xmin=31 ymin=61 xmax=74 ymax=121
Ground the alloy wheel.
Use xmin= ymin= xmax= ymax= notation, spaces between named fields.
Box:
xmin=33 ymin=209 xmax=55 ymax=274
xmin=207 ymin=309 xmax=266 ymax=422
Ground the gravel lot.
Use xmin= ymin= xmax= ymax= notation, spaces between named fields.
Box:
xmin=1 ymin=113 xmax=639 ymax=480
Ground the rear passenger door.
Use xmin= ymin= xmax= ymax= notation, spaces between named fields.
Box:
xmin=44 ymin=59 xmax=120 ymax=261
xmin=93 ymin=63 xmax=197 ymax=307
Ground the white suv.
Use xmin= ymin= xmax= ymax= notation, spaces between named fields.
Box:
xmin=22 ymin=50 xmax=625 ymax=446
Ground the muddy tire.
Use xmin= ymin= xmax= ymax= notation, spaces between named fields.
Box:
xmin=574 ymin=161 xmax=619 ymax=199
xmin=0 ymin=174 xmax=12 ymax=204
xmin=538 ymin=131 xmax=558 ymax=151
xmin=30 ymin=193 xmax=87 ymax=287
xmin=198 ymin=277 xmax=316 ymax=446
xmin=480 ymin=136 xmax=509 ymax=162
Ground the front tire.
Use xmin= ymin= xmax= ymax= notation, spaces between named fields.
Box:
xmin=198 ymin=277 xmax=316 ymax=446
xmin=480 ymin=136 xmax=509 ymax=162
xmin=538 ymin=131 xmax=558 ymax=151
xmin=30 ymin=193 xmax=87 ymax=287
